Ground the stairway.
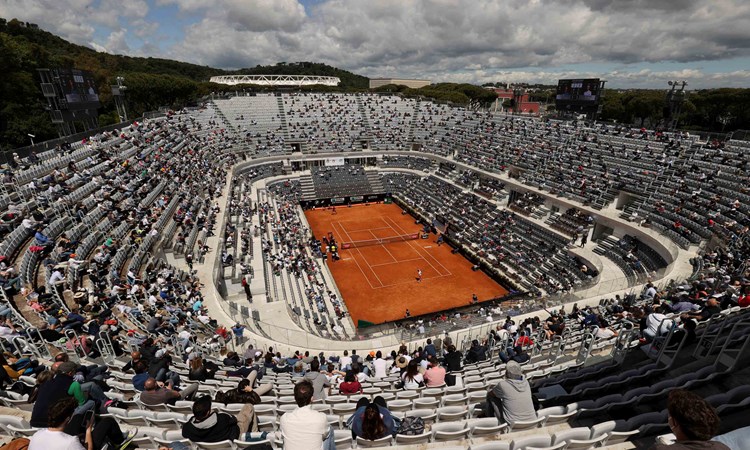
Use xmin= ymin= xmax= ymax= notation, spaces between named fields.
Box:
xmin=406 ymin=99 xmax=420 ymax=146
xmin=356 ymin=94 xmax=373 ymax=138
xmin=365 ymin=171 xmax=386 ymax=194
xmin=593 ymin=235 xmax=621 ymax=255
xmin=300 ymin=175 xmax=316 ymax=200
xmin=276 ymin=96 xmax=290 ymax=140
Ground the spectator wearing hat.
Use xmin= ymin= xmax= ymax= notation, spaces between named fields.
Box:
xmin=483 ymin=361 xmax=536 ymax=424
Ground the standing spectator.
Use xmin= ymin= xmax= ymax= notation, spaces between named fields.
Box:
xmin=232 ymin=323 xmax=245 ymax=344
xmin=279 ymin=380 xmax=334 ymax=450
xmin=242 ymin=276 xmax=252 ymax=301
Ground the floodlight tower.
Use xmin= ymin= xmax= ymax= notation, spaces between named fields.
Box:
xmin=665 ymin=80 xmax=688 ymax=131
xmin=111 ymin=76 xmax=128 ymax=122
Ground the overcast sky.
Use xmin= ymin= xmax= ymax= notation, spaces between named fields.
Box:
xmin=2 ymin=0 xmax=750 ymax=88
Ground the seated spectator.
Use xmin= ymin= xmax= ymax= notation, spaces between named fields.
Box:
xmin=671 ymin=296 xmax=699 ymax=313
xmin=595 ymin=322 xmax=619 ymax=340
xmin=279 ymin=380 xmax=333 ymax=450
xmin=423 ymin=356 xmax=446 ymax=387
xmin=148 ymin=348 xmax=181 ymax=386
xmin=499 ymin=345 xmax=530 ymax=364
xmin=465 ymin=339 xmax=488 ymax=363
xmin=680 ymin=298 xmax=722 ymax=322
xmin=29 ymin=398 xmax=94 ymax=450
xmin=217 ymin=379 xmax=262 ymax=405
xmin=399 ymin=359 xmax=424 ymax=389
xmin=648 ymin=390 xmax=729 ymax=450
xmin=349 ymin=396 xmax=396 ymax=441
xmin=139 ymin=377 xmax=198 ymax=406
xmin=302 ymin=359 xmax=330 ymax=400
xmin=637 ymin=307 xmax=674 ymax=342
xmin=515 ymin=331 xmax=533 ymax=348
xmin=131 ymin=361 xmax=149 ymax=391
xmin=443 ymin=345 xmax=463 ymax=372
xmin=483 ymin=361 xmax=536 ymax=424
xmin=339 ymin=370 xmax=362 ymax=395
xmin=182 ymin=395 xmax=259 ymax=443
xmin=712 ymin=425 xmax=750 ymax=450
xmin=371 ymin=351 xmax=387 ymax=379
xmin=30 ymin=396 xmax=135 ymax=450
xmin=188 ymin=356 xmax=218 ymax=381
xmin=350 ymin=362 xmax=368 ymax=383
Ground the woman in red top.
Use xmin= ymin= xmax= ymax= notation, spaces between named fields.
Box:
xmin=339 ymin=370 xmax=362 ymax=395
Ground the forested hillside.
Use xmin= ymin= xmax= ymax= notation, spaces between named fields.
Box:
xmin=1 ymin=17 xmax=748 ymax=152
xmin=0 ymin=19 xmax=368 ymax=151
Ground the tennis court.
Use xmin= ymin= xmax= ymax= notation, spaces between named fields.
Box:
xmin=304 ymin=203 xmax=508 ymax=326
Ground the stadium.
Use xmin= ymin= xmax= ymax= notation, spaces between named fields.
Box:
xmin=0 ymin=5 xmax=749 ymax=450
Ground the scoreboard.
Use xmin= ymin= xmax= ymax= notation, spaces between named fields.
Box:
xmin=555 ymin=78 xmax=603 ymax=113
xmin=57 ymin=69 xmax=101 ymax=110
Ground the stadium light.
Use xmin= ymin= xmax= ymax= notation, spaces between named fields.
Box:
xmin=27 ymin=133 xmax=35 ymax=146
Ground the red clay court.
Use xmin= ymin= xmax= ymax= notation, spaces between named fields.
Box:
xmin=304 ymin=203 xmax=508 ymax=326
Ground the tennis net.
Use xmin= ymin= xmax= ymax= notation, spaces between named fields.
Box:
xmin=341 ymin=233 xmax=419 ymax=249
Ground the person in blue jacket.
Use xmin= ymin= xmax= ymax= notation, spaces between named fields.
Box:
xmin=349 ymin=396 xmax=396 ymax=440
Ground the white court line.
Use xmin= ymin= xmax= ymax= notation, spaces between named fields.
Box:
xmin=369 ymin=257 xmax=424 ymax=267
xmin=369 ymin=273 xmax=452 ymax=289
xmin=346 ymin=226 xmax=393 ymax=232
xmin=383 ymin=215 xmax=453 ymax=277
xmin=334 ymin=222 xmax=383 ymax=289
xmin=369 ymin=229 xmax=398 ymax=263
xmin=335 ymin=221 xmax=386 ymax=288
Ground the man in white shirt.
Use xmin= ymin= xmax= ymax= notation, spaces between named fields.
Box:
xmin=339 ymin=350 xmax=352 ymax=370
xmin=30 ymin=398 xmax=91 ymax=450
xmin=371 ymin=351 xmax=387 ymax=379
xmin=279 ymin=380 xmax=333 ymax=450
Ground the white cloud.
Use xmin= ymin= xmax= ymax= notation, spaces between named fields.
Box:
xmin=2 ymin=0 xmax=750 ymax=88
